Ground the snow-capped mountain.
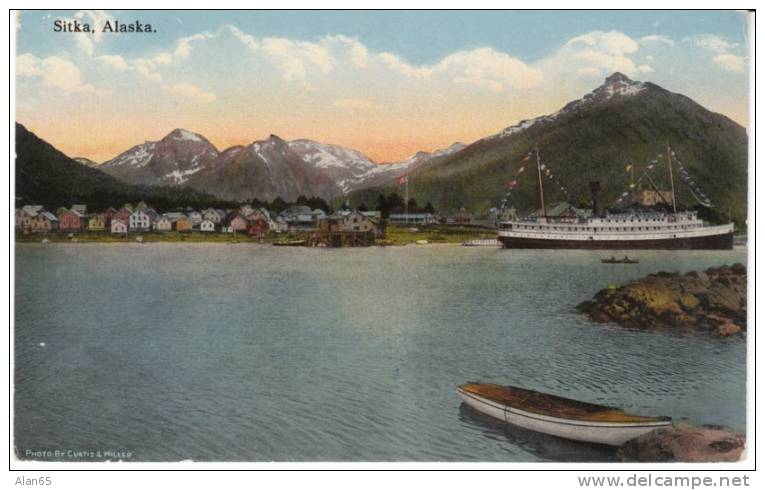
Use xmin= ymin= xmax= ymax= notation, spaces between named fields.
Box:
xmin=100 ymin=129 xmax=220 ymax=186
xmin=186 ymin=135 xmax=342 ymax=202
xmin=98 ymin=128 xmax=466 ymax=200
xmin=491 ymin=72 xmax=647 ymax=140
xmin=348 ymin=142 xmax=468 ymax=191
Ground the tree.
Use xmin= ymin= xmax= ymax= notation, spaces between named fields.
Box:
xmin=376 ymin=194 xmax=388 ymax=217
xmin=387 ymin=192 xmax=404 ymax=212
xmin=270 ymin=197 xmax=288 ymax=213
xmin=424 ymin=201 xmax=435 ymax=213
xmin=407 ymin=198 xmax=418 ymax=210
xmin=358 ymin=203 xmax=369 ymax=212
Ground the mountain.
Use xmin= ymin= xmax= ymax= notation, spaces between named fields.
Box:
xmin=185 ymin=135 xmax=342 ymax=202
xmin=100 ymin=128 xmax=220 ymax=186
xmin=14 ymin=123 xmax=228 ymax=211
xmin=98 ymin=128 xmax=466 ymax=201
xmin=287 ymin=139 xmax=467 ymax=193
xmin=349 ymin=73 xmax=748 ymax=226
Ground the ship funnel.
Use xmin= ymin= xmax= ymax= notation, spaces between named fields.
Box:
xmin=589 ymin=181 xmax=601 ymax=217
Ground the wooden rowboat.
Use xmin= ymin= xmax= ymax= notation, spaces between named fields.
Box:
xmin=458 ymin=383 xmax=671 ymax=446
xmin=273 ymin=240 xmax=306 ymax=247
xmin=601 ymin=256 xmax=639 ymax=264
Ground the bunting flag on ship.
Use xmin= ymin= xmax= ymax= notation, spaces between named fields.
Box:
xmin=672 ymin=156 xmax=714 ymax=207
xmin=539 ymin=160 xmax=573 ymax=201
xmin=611 ymin=149 xmax=714 ymax=208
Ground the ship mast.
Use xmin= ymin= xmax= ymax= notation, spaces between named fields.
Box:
xmin=535 ymin=144 xmax=546 ymax=218
xmin=666 ymin=142 xmax=677 ymax=213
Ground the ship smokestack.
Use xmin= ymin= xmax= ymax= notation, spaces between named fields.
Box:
xmin=589 ymin=181 xmax=601 ymax=217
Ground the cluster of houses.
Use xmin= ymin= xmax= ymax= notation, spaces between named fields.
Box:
xmin=15 ymin=203 xmax=387 ymax=241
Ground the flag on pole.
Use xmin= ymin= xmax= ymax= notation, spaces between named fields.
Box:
xmin=508 ymin=180 xmax=517 ymax=188
xmin=522 ymin=152 xmax=531 ymax=161
xmin=517 ymin=166 xmax=525 ymax=175
xmin=397 ymin=175 xmax=408 ymax=185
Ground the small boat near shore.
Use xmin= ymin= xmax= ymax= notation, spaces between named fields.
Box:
xmin=273 ymin=240 xmax=306 ymax=247
xmin=458 ymin=383 xmax=671 ymax=446
xmin=601 ymin=256 xmax=639 ymax=264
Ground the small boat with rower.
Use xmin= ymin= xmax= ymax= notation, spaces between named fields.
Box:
xmin=601 ymin=256 xmax=639 ymax=264
xmin=458 ymin=383 xmax=671 ymax=446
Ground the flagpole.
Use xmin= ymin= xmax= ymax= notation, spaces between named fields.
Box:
xmin=666 ymin=142 xmax=677 ymax=213
xmin=535 ymin=145 xmax=546 ymax=218
xmin=404 ymin=176 xmax=409 ymax=223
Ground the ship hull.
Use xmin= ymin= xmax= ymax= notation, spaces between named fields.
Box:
xmin=498 ymin=232 xmax=733 ymax=250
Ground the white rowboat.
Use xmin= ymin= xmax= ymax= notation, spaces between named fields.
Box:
xmin=458 ymin=383 xmax=671 ymax=446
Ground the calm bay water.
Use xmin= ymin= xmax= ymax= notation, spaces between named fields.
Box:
xmin=14 ymin=243 xmax=747 ymax=461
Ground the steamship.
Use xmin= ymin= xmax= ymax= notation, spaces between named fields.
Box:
xmin=497 ymin=147 xmax=734 ymax=250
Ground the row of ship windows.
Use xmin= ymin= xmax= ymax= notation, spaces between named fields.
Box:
xmin=511 ymin=225 xmax=693 ymax=232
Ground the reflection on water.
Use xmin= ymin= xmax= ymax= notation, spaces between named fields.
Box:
xmin=457 ymin=404 xmax=618 ymax=462
xmin=14 ymin=244 xmax=746 ymax=461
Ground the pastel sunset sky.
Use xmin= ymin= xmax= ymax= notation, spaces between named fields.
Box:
xmin=15 ymin=10 xmax=750 ymax=163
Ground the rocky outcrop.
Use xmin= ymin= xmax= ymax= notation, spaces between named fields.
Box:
xmin=618 ymin=425 xmax=745 ymax=462
xmin=577 ymin=264 xmax=746 ymax=336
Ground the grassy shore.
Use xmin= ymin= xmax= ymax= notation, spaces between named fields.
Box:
xmin=380 ymin=225 xmax=496 ymax=245
xmin=16 ymin=225 xmax=496 ymax=246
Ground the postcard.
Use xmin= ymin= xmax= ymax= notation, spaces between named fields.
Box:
xmin=12 ymin=8 xmax=751 ymax=473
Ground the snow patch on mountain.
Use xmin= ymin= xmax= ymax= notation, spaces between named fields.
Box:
xmin=172 ymin=129 xmax=203 ymax=143
xmin=491 ymin=72 xmax=647 ymax=141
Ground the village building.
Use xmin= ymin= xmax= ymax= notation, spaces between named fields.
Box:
xmin=16 ymin=205 xmax=44 ymax=231
xmin=227 ymin=212 xmax=249 ymax=233
xmin=247 ymin=214 xmax=270 ymax=237
xmin=187 ymin=210 xmax=203 ymax=227
xmin=452 ymin=207 xmax=473 ymax=225
xmin=311 ymin=210 xmax=378 ymax=247
xmin=336 ymin=210 xmax=377 ymax=233
xmin=129 ymin=210 xmax=151 ymax=232
xmin=388 ymin=211 xmax=437 ymax=225
xmin=102 ymin=207 xmax=117 ymax=228
xmin=202 ymin=208 xmax=225 ymax=224
xmin=113 ymin=207 xmax=132 ymax=224
xmin=267 ymin=216 xmax=286 ymax=233
xmin=144 ymin=208 xmax=160 ymax=224
xmin=154 ymin=216 xmax=173 ymax=232
xmin=59 ymin=209 xmax=87 ymax=232
xmin=71 ymin=204 xmax=88 ymax=216
xmin=200 ymin=219 xmax=216 ymax=232
xmin=175 ymin=216 xmax=193 ymax=232
xmin=88 ymin=214 xmax=106 ymax=231
xmin=280 ymin=206 xmax=325 ymax=230
xmin=29 ymin=211 xmax=58 ymax=233
xmin=110 ymin=219 xmax=128 ymax=234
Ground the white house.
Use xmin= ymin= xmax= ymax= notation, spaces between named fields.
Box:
xmin=129 ymin=210 xmax=151 ymax=231
xmin=388 ymin=213 xmax=437 ymax=225
xmin=187 ymin=211 xmax=203 ymax=227
xmin=202 ymin=208 xmax=223 ymax=224
xmin=338 ymin=210 xmax=377 ymax=233
xmin=154 ymin=216 xmax=173 ymax=232
xmin=111 ymin=220 xmax=128 ymax=234
xmin=200 ymin=219 xmax=215 ymax=232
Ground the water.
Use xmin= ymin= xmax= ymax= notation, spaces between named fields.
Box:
xmin=14 ymin=243 xmax=747 ymax=461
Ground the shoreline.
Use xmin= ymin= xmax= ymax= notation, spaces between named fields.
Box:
xmin=15 ymin=225 xmax=498 ymax=247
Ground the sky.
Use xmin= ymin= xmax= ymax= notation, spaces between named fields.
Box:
xmin=15 ymin=10 xmax=751 ymax=163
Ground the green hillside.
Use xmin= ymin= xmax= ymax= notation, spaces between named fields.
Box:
xmin=349 ymin=74 xmax=748 ymax=228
